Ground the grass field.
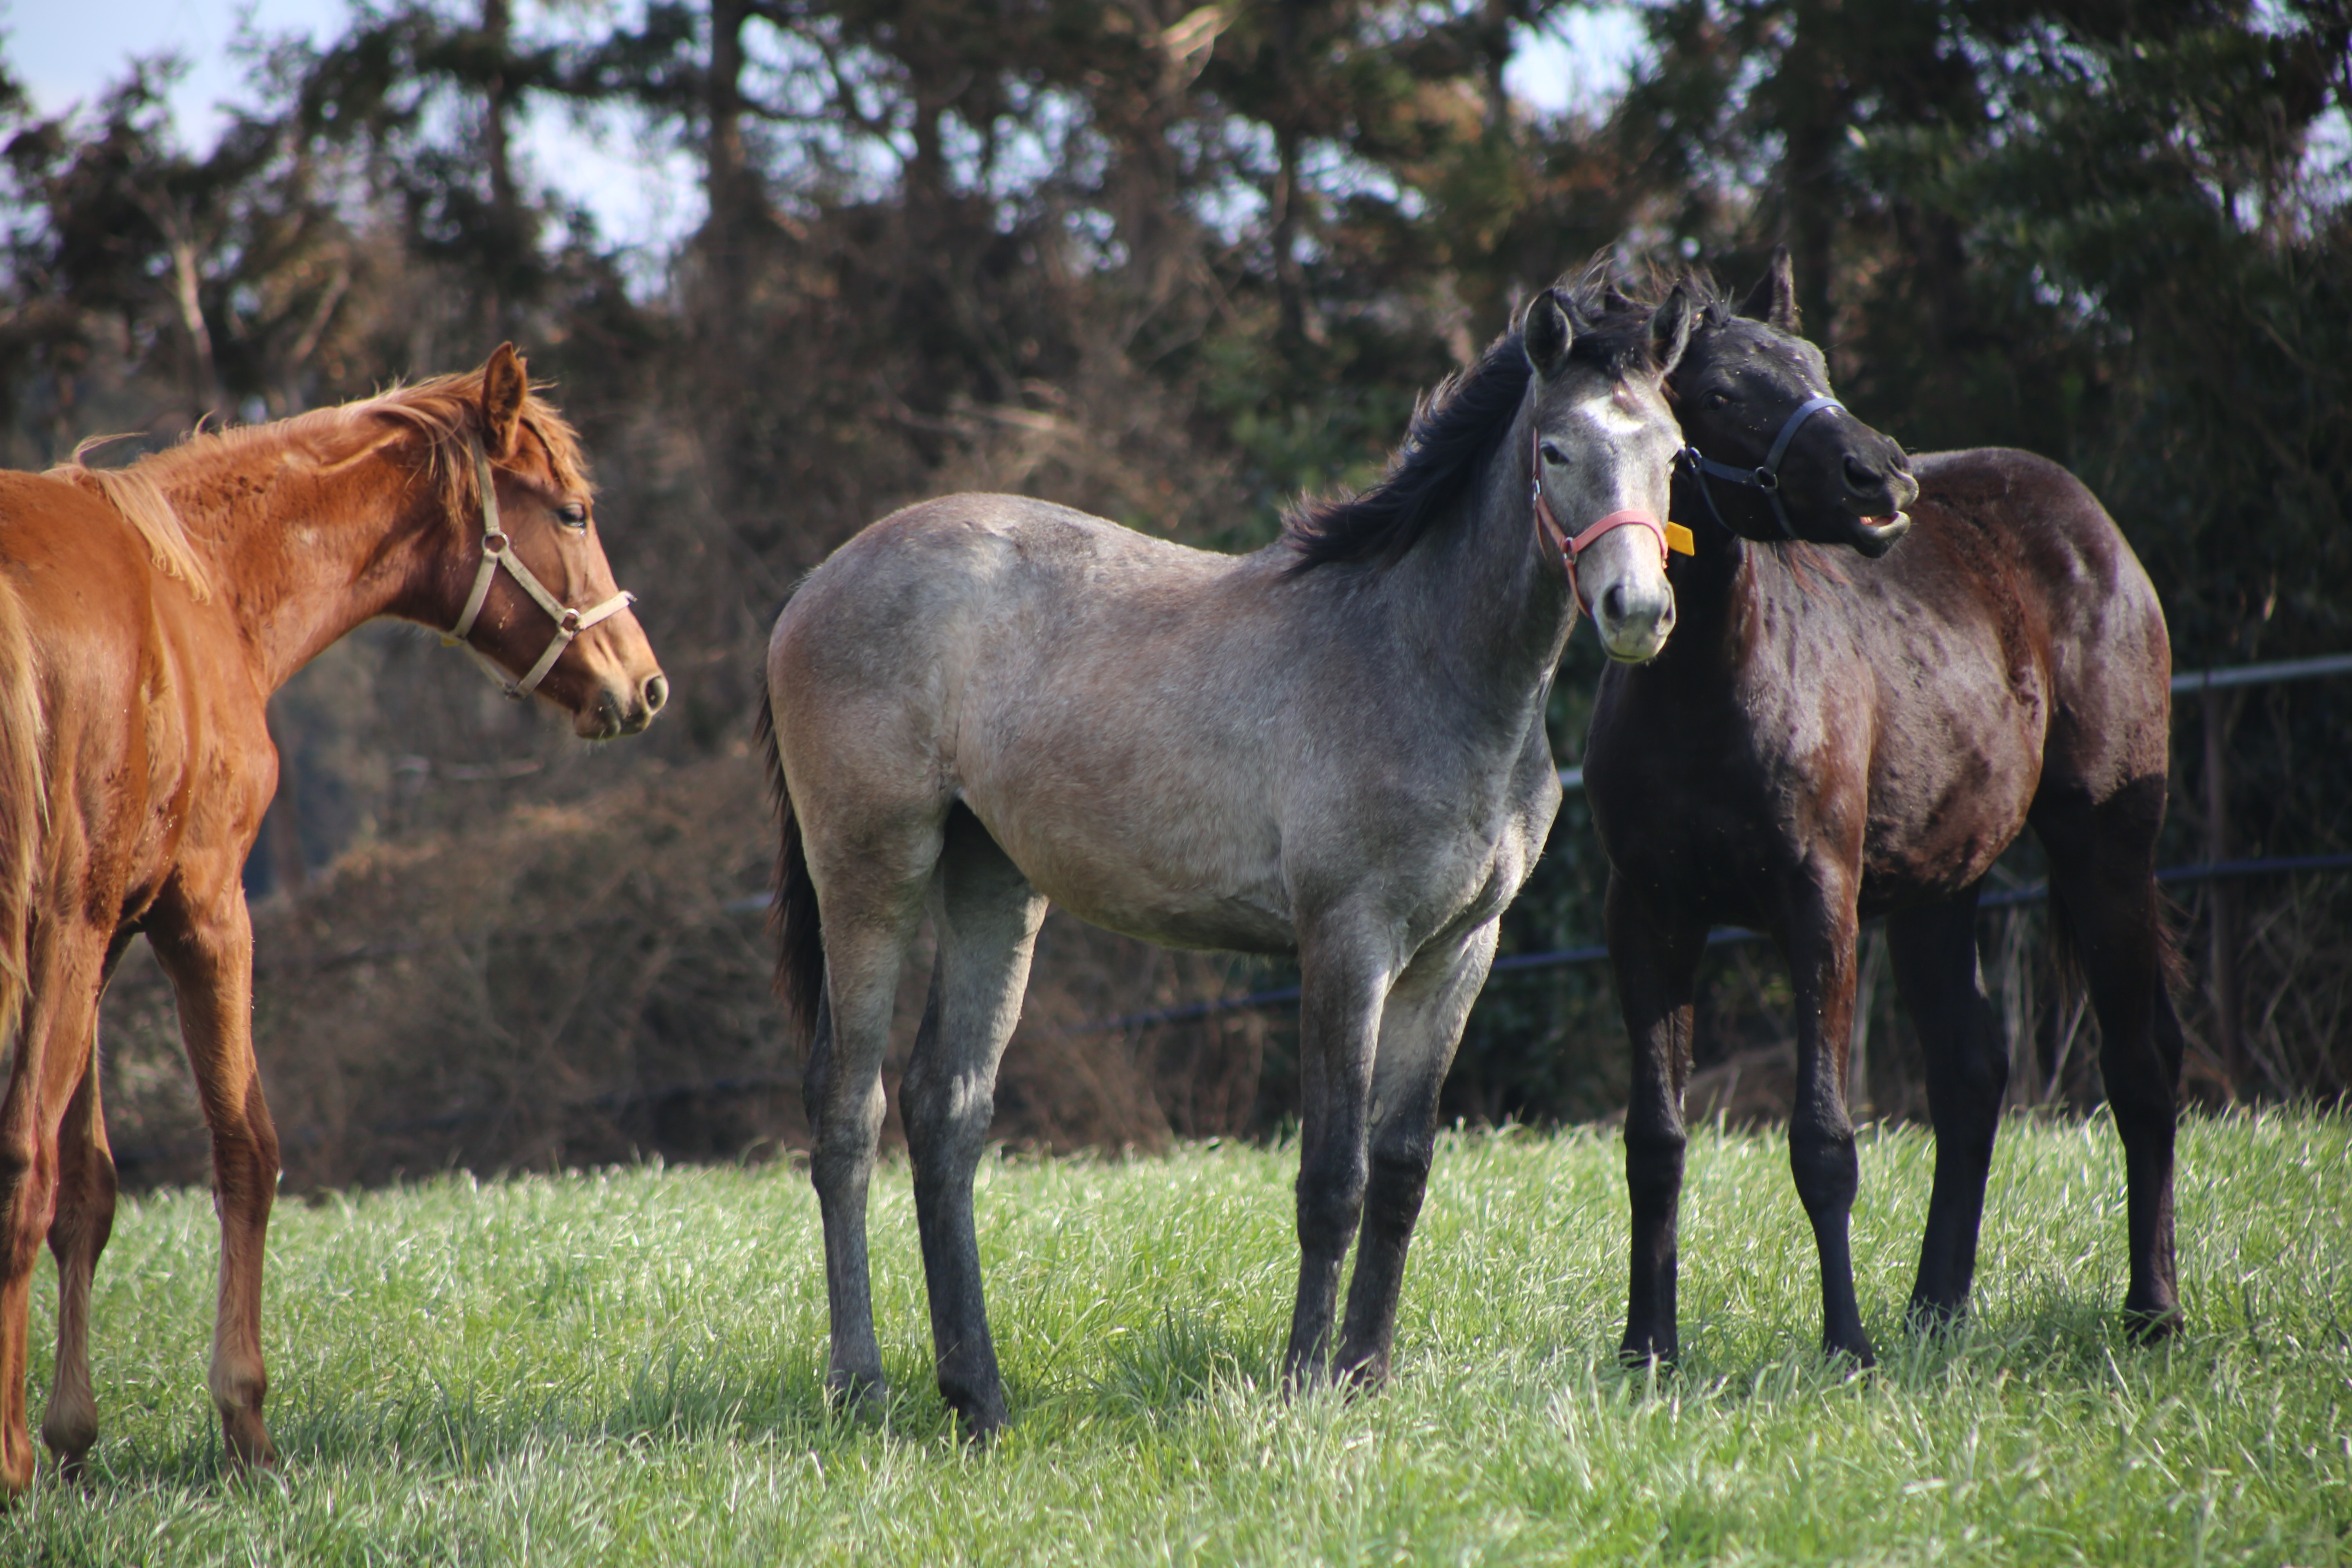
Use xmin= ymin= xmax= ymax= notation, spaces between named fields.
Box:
xmin=2 ymin=1111 xmax=2345 ymax=1565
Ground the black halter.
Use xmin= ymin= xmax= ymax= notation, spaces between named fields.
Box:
xmin=1678 ymin=394 xmax=1843 ymax=541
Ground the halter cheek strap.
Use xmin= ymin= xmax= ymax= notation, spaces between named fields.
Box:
xmin=1530 ymin=427 xmax=1693 ymax=609
xmin=1678 ymin=393 xmax=1843 ymax=541
xmin=442 ymin=439 xmax=637 ymax=699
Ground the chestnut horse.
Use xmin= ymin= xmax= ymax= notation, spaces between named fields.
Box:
xmin=0 ymin=345 xmax=666 ymax=1492
xmin=765 ymin=282 xmax=1689 ymax=1438
xmin=1584 ymin=256 xmax=2183 ymax=1368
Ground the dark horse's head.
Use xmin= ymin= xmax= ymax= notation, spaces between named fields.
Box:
xmin=1653 ymin=250 xmax=1919 ymax=559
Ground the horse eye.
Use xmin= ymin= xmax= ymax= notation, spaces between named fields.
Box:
xmin=1539 ymin=442 xmax=1567 ymax=466
xmin=1702 ymin=391 xmax=1733 ymax=411
xmin=557 ymin=502 xmax=589 ymax=528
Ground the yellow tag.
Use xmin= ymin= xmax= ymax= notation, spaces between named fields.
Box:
xmin=1665 ymin=520 xmax=1696 ymax=556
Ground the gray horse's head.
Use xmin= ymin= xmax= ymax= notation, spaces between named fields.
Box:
xmin=1521 ymin=284 xmax=1689 ymax=662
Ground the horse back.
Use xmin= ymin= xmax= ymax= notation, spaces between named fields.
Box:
xmin=1902 ymin=449 xmax=2171 ymax=795
xmin=1589 ymin=448 xmax=2168 ymax=923
xmin=0 ymin=469 xmax=272 ymax=932
xmin=770 ymin=494 xmax=1296 ymax=950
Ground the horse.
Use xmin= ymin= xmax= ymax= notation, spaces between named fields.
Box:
xmin=762 ymin=279 xmax=1693 ymax=1437
xmin=0 ymin=345 xmax=666 ymax=1493
xmin=1583 ymin=253 xmax=2184 ymax=1367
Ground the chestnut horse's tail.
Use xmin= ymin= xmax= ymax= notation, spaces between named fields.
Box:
xmin=755 ymin=674 xmax=826 ymax=1049
xmin=0 ymin=570 xmax=44 ymax=1055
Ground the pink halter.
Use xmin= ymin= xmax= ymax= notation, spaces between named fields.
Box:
xmin=1530 ymin=426 xmax=1691 ymax=608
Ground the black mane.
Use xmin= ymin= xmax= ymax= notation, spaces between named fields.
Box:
xmin=1284 ymin=283 xmax=1657 ymax=572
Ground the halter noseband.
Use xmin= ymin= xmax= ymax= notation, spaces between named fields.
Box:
xmin=442 ymin=439 xmax=637 ymax=699
xmin=1677 ymin=393 xmax=1843 ymax=541
xmin=1530 ymin=426 xmax=1693 ymax=607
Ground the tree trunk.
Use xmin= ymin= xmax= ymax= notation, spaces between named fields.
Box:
xmin=703 ymin=0 xmax=756 ymax=328
xmin=1779 ymin=0 xmax=1849 ymax=349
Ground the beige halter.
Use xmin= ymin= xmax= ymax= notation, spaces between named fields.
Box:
xmin=443 ymin=439 xmax=636 ymax=699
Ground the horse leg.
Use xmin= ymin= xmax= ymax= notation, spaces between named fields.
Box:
xmin=1283 ymin=919 xmax=1396 ymax=1388
xmin=147 ymin=881 xmax=280 ymax=1470
xmin=1332 ymin=924 xmax=1498 ymax=1388
xmin=1884 ymin=890 xmax=2008 ymax=1330
xmin=1607 ymin=873 xmax=1706 ymax=1365
xmin=1782 ymin=873 xmax=1873 ymax=1365
xmin=2036 ymin=779 xmax=2183 ymax=1338
xmin=0 ymin=917 xmax=111 ymax=1497
xmin=901 ymin=809 xmax=1045 ymax=1440
xmin=804 ymin=832 xmax=937 ymax=1413
xmin=39 ymin=930 xmax=135 ymax=1476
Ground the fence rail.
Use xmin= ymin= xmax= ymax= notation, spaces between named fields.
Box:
xmin=1558 ymin=649 xmax=2352 ymax=793
xmin=1107 ymin=651 xmax=2352 ymax=1039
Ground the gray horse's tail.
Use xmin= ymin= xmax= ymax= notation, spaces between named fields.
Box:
xmin=755 ymin=675 xmax=825 ymax=1047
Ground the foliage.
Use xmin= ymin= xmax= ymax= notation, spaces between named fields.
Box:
xmin=2 ymin=0 xmax=2347 ymax=1170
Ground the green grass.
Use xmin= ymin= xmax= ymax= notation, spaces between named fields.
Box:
xmin=4 ymin=1112 xmax=2347 ymax=1565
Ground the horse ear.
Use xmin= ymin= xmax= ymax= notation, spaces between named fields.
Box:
xmin=481 ymin=343 xmax=528 ymax=460
xmin=1650 ymin=282 xmax=1697 ymax=377
xmin=1522 ymin=289 xmax=1576 ymax=380
xmin=1739 ymin=247 xmax=1800 ymax=332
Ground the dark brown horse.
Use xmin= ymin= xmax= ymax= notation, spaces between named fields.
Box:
xmin=0 ymin=346 xmax=665 ymax=1493
xmin=1585 ymin=255 xmax=2185 ymax=1367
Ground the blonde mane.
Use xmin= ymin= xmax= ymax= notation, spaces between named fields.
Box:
xmin=42 ymin=367 xmax=590 ymax=607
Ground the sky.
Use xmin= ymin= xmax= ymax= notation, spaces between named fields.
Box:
xmin=2 ymin=0 xmax=1649 ymax=258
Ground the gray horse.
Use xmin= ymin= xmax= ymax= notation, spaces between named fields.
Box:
xmin=761 ymin=280 xmax=1691 ymax=1437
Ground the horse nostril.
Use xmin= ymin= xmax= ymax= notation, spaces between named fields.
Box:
xmin=1843 ymin=454 xmax=1881 ymax=493
xmin=643 ymin=673 xmax=668 ymax=713
xmin=1602 ymin=583 xmax=1627 ymax=623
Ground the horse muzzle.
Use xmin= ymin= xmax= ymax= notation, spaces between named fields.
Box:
xmin=1844 ymin=510 xmax=1913 ymax=559
xmin=580 ymin=672 xmax=669 ymax=740
xmin=1839 ymin=453 xmax=1919 ymax=558
xmin=1593 ymin=574 xmax=1677 ymax=663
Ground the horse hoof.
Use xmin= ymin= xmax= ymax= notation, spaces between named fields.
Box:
xmin=1280 ymin=1354 xmax=1332 ymax=1399
xmin=40 ymin=1407 xmax=98 ymax=1470
xmin=1824 ymin=1336 xmax=1877 ymax=1373
xmin=1617 ymin=1339 xmax=1677 ymax=1372
xmin=223 ymin=1414 xmax=276 ymax=1472
xmin=825 ymin=1369 xmax=889 ymax=1420
xmin=954 ymin=1403 xmax=1009 ymax=1446
xmin=1904 ymin=1298 xmax=1968 ymax=1337
xmin=2123 ymin=1302 xmax=2185 ymax=1344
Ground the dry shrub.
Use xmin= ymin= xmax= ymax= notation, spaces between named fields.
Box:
xmin=1001 ymin=917 xmax=1278 ymax=1152
xmin=99 ymin=750 xmax=1278 ymax=1191
xmin=103 ymin=752 xmax=788 ymax=1189
xmin=2188 ymin=874 xmax=2352 ymax=1104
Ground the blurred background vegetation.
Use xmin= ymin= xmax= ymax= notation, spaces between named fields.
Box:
xmin=4 ymin=0 xmax=2345 ymax=1187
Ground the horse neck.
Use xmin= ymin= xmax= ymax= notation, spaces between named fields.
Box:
xmin=1384 ymin=401 xmax=1579 ymax=725
xmin=165 ymin=434 xmax=446 ymax=693
xmin=1655 ymin=470 xmax=1817 ymax=682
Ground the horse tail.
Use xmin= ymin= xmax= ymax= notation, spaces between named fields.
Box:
xmin=0 ymin=569 xmax=45 ymax=1057
xmin=755 ymin=672 xmax=825 ymax=1049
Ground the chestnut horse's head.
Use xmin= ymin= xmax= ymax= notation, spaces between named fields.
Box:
xmin=1657 ymin=251 xmax=1919 ymax=559
xmin=434 ymin=345 xmax=667 ymax=739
